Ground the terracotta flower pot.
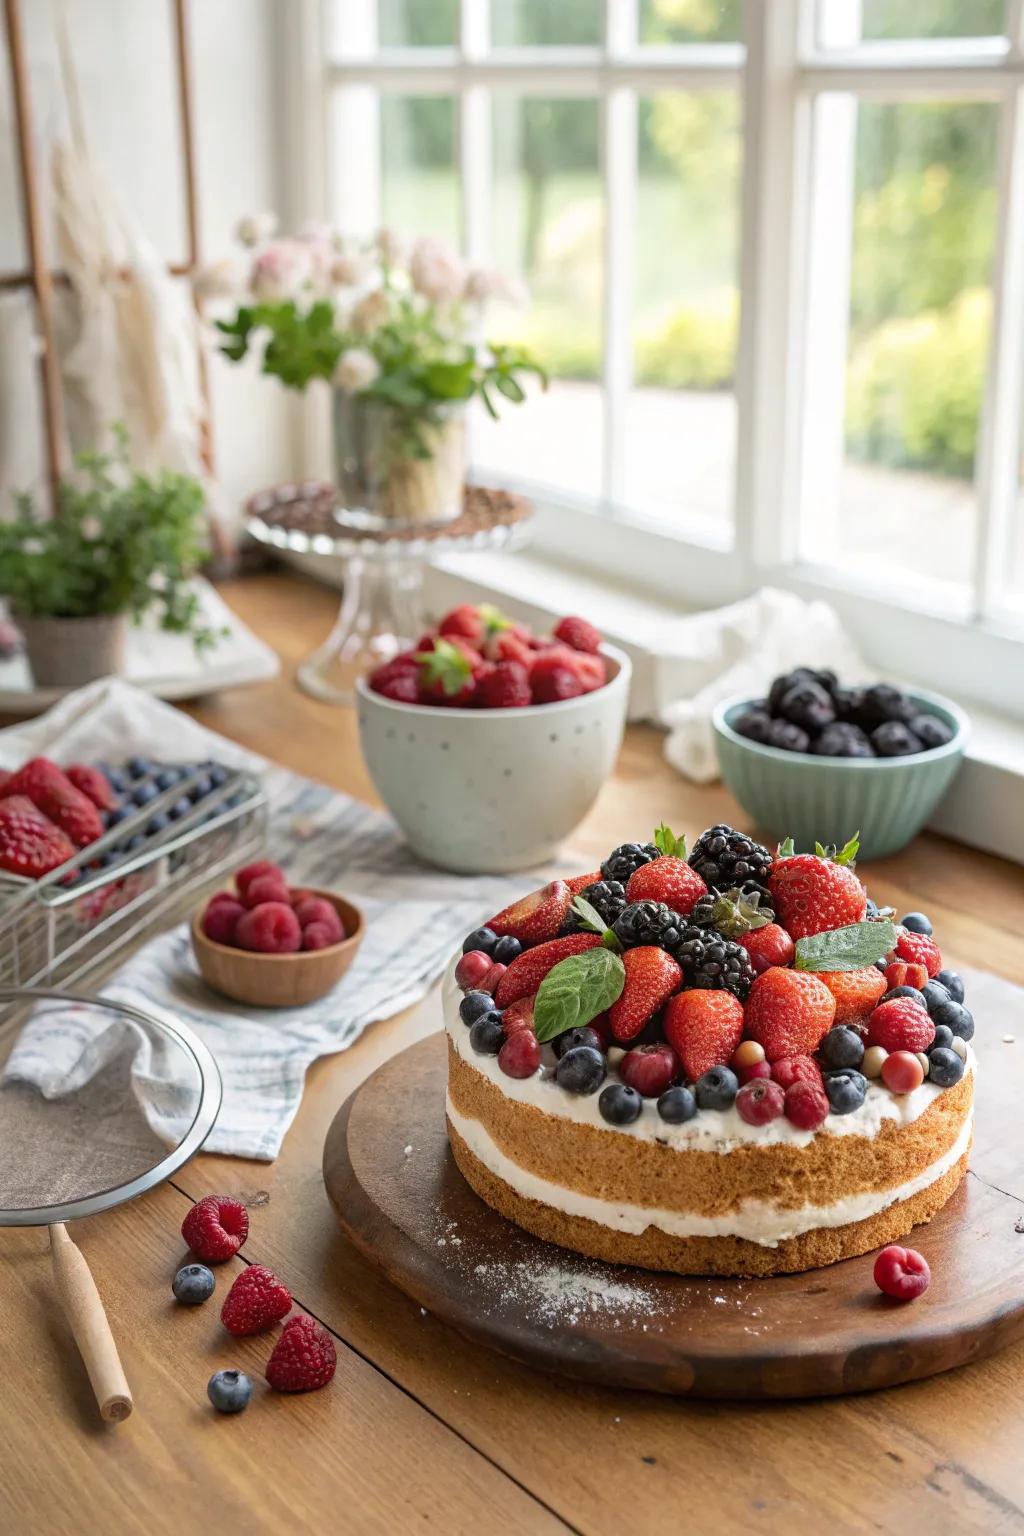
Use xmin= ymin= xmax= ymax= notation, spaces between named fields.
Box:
xmin=16 ymin=611 xmax=127 ymax=689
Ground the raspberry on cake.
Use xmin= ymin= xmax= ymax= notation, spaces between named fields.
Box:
xmin=444 ymin=822 xmax=975 ymax=1277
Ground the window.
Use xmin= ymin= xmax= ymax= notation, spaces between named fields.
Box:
xmin=321 ymin=0 xmax=1024 ymax=718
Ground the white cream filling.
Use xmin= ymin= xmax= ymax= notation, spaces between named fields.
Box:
xmin=447 ymin=1093 xmax=974 ymax=1248
xmin=443 ymin=959 xmax=974 ymax=1152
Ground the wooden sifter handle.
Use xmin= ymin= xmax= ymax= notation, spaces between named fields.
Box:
xmin=49 ymin=1223 xmax=133 ymax=1422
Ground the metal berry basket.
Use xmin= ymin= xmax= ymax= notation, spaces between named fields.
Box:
xmin=0 ymin=763 xmax=267 ymax=994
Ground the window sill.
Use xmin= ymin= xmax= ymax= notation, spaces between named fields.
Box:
xmin=422 ymin=546 xmax=1024 ymax=868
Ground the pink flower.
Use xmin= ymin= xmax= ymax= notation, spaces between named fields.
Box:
xmin=376 ymin=227 xmax=409 ymax=269
xmin=462 ymin=266 xmax=527 ymax=306
xmin=409 ymin=236 xmax=465 ymax=305
xmin=250 ymin=241 xmax=310 ymax=302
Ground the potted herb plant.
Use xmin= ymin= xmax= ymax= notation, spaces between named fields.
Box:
xmin=0 ymin=431 xmax=219 ymax=689
xmin=201 ymin=222 xmax=546 ymax=528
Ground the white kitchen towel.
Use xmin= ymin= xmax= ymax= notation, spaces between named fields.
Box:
xmin=657 ymin=588 xmax=866 ymax=784
xmin=0 ymin=680 xmax=551 ymax=1159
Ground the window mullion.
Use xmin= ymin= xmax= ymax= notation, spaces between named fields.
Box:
xmin=973 ymin=76 xmax=1024 ymax=619
xmin=734 ymin=0 xmax=806 ymax=568
xmin=601 ymin=86 xmax=636 ymax=506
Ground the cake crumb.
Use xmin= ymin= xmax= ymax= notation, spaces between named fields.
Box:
xmin=403 ymin=1144 xmax=414 ymax=1157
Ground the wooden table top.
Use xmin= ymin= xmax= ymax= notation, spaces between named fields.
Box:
xmin=3 ymin=571 xmax=1023 ymax=1536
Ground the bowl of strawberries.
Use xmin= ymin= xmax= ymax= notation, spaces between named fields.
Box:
xmin=356 ymin=604 xmax=631 ymax=872
xmin=192 ymin=859 xmax=364 ymax=1007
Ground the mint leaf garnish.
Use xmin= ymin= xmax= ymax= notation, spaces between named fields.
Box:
xmin=653 ymin=823 xmax=686 ymax=858
xmin=570 ymin=895 xmax=620 ymax=949
xmin=794 ymin=919 xmax=896 ymax=973
xmin=534 ymin=948 xmax=626 ymax=1043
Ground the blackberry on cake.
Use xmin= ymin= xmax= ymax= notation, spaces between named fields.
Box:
xmin=612 ymin=899 xmax=688 ymax=950
xmin=600 ymin=841 xmax=660 ymax=885
xmin=688 ymin=884 xmax=775 ymax=937
xmin=670 ymin=926 xmax=755 ymax=1000
xmin=562 ymin=879 xmax=626 ymax=932
xmin=687 ymin=824 xmax=773 ymax=896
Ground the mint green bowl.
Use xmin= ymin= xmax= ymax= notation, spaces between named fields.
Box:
xmin=712 ymin=690 xmax=969 ymax=861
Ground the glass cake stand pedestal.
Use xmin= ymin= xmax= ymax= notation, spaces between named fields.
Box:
xmin=245 ymin=482 xmax=533 ymax=705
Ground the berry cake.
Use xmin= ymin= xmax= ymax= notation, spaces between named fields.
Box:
xmin=445 ymin=826 xmax=975 ymax=1277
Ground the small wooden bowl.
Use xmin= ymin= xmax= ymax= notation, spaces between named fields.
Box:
xmin=191 ymin=888 xmax=364 ymax=1008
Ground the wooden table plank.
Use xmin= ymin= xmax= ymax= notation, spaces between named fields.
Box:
xmin=2 ymin=1184 xmax=569 ymax=1536
xmin=3 ymin=570 xmax=1024 ymax=1535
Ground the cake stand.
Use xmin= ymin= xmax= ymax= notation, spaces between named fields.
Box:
xmin=245 ymin=482 xmax=532 ymax=705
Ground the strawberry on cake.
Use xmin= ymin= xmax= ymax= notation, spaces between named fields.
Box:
xmin=445 ymin=826 xmax=974 ymax=1277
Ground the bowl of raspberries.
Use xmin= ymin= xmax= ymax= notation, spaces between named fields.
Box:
xmin=712 ymin=670 xmax=968 ymax=860
xmin=357 ymin=603 xmax=631 ymax=873
xmin=192 ymin=860 xmax=363 ymax=1007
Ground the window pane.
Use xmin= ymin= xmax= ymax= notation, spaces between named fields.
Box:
xmin=639 ymin=0 xmax=741 ymax=44
xmin=490 ymin=0 xmax=602 ymax=47
xmin=815 ymin=0 xmax=1005 ymax=44
xmin=472 ymin=97 xmax=603 ymax=499
xmin=626 ymin=91 xmax=740 ymax=531
xmin=381 ymin=95 xmax=459 ymax=245
xmin=802 ymin=98 xmax=998 ymax=591
xmin=379 ymin=0 xmax=457 ymax=46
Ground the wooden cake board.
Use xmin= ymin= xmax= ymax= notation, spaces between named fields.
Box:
xmin=323 ymin=1032 xmax=1024 ymax=1399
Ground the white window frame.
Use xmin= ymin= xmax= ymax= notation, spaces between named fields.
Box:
xmin=297 ymin=0 xmax=1024 ymax=721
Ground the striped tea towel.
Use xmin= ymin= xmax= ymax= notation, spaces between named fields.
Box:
xmin=1 ymin=679 xmax=559 ymax=1159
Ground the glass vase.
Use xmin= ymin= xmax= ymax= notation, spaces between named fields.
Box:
xmin=331 ymin=393 xmax=466 ymax=530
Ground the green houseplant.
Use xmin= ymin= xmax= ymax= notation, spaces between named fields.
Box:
xmin=0 ymin=432 xmax=218 ymax=689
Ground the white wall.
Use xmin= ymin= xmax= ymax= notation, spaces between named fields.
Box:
xmin=0 ymin=0 xmax=295 ymax=514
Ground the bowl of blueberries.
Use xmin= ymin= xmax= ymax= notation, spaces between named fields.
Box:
xmin=712 ymin=669 xmax=968 ymax=859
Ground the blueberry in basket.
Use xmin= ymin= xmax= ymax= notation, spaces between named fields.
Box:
xmin=731 ymin=670 xmax=957 ymax=759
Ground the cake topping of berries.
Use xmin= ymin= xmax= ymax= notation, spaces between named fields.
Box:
xmin=688 ymin=884 xmax=775 ymax=937
xmin=488 ymin=879 xmax=572 ymax=946
xmin=662 ymin=990 xmax=745 ymax=1083
xmin=687 ymin=824 xmax=773 ymax=896
xmin=670 ymin=928 xmax=755 ymax=1000
xmin=607 ymin=946 xmax=682 ymax=1043
xmin=618 ymin=1042 xmax=678 ymax=1099
xmin=612 ymin=899 xmax=688 ymax=951
xmin=736 ymin=1078 xmax=785 ymax=1126
xmin=622 ymin=824 xmax=707 ymax=916
xmin=768 ymin=835 xmax=867 ymax=940
xmin=744 ymin=968 xmax=836 ymax=1061
xmin=783 ymin=1079 xmax=830 ymax=1130
xmin=600 ymin=840 xmax=661 ymax=885
xmin=866 ymin=996 xmax=936 ymax=1054
xmin=562 ymin=879 xmax=627 ymax=932
xmin=893 ymin=929 xmax=943 ymax=978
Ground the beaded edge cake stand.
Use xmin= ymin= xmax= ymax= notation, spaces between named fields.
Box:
xmin=245 ymin=482 xmax=533 ymax=705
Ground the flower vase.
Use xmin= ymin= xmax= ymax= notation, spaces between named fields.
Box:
xmin=331 ymin=393 xmax=465 ymax=531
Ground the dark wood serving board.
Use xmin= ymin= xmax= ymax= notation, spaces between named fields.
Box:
xmin=322 ymin=1031 xmax=1024 ymax=1399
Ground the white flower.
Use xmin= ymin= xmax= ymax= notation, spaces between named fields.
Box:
xmin=192 ymin=257 xmax=244 ymax=303
xmin=409 ymin=236 xmax=464 ymax=305
xmin=462 ymin=266 xmax=527 ymax=307
xmin=350 ymin=289 xmax=390 ymax=335
xmin=376 ymin=227 xmax=409 ymax=269
xmin=235 ymin=211 xmax=278 ymax=248
xmin=333 ymin=347 xmax=380 ymax=394
xmin=80 ymin=515 xmax=102 ymax=541
xmin=250 ymin=240 xmax=310 ymax=302
xmin=21 ymin=537 xmax=44 ymax=556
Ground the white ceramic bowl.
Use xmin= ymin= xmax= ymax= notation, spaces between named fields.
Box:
xmin=356 ymin=644 xmax=632 ymax=872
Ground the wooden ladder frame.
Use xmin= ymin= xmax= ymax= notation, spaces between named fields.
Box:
xmin=1 ymin=0 xmax=213 ymax=514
